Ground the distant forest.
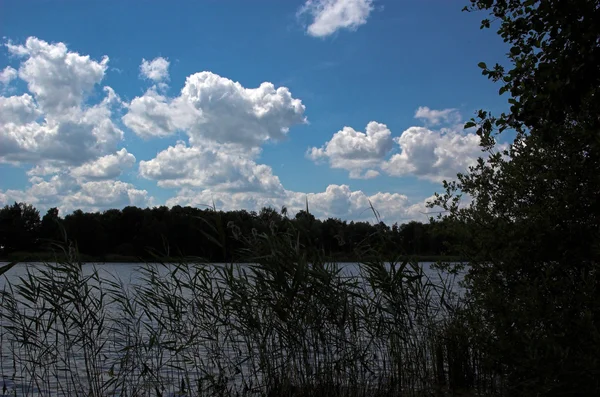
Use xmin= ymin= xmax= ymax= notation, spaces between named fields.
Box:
xmin=0 ymin=202 xmax=459 ymax=262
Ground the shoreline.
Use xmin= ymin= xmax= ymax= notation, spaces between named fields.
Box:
xmin=0 ymin=252 xmax=463 ymax=264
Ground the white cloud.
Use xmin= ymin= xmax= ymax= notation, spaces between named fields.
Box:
xmin=139 ymin=141 xmax=284 ymax=193
xmin=298 ymin=0 xmax=374 ymax=38
xmin=0 ymin=37 xmax=465 ymax=223
xmin=181 ymin=72 xmax=307 ymax=146
xmin=414 ymin=106 xmax=461 ymax=126
xmin=122 ymin=89 xmax=200 ymax=138
xmin=6 ymin=37 xmax=108 ymax=115
xmin=166 ymin=184 xmax=434 ymax=223
xmin=308 ymin=110 xmax=490 ymax=182
xmin=140 ymin=124 xmax=436 ymax=221
xmin=71 ymin=148 xmax=136 ymax=180
xmin=133 ymin=73 xmax=307 ymax=194
xmin=305 ymin=184 xmax=381 ymax=219
xmin=25 ymin=174 xmax=79 ymax=205
xmin=0 ymin=94 xmax=41 ymax=125
xmin=0 ymin=176 xmax=151 ymax=213
xmin=0 ymin=190 xmax=30 ymax=206
xmin=124 ymin=72 xmax=306 ymax=147
xmin=307 ymin=121 xmax=392 ymax=178
xmin=361 ymin=169 xmax=380 ymax=179
xmin=126 ymin=62 xmax=310 ymax=220
xmin=140 ymin=57 xmax=170 ymax=82
xmin=0 ymin=88 xmax=124 ymax=166
xmin=27 ymin=164 xmax=63 ymax=177
xmin=0 ymin=66 xmax=17 ymax=85
xmin=382 ymin=126 xmax=483 ymax=182
xmin=0 ymin=38 xmax=123 ymax=168
xmin=64 ymin=180 xmax=151 ymax=211
xmin=23 ymin=148 xmax=135 ymax=182
xmin=301 ymin=186 xmax=435 ymax=222
xmin=0 ymin=37 xmax=146 ymax=214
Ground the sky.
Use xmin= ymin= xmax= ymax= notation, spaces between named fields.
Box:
xmin=0 ymin=0 xmax=510 ymax=223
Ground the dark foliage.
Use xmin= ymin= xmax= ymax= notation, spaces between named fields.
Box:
xmin=432 ymin=0 xmax=600 ymax=394
xmin=0 ymin=202 xmax=458 ymax=262
xmin=0 ymin=202 xmax=41 ymax=253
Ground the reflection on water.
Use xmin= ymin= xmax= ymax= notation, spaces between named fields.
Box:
xmin=0 ymin=262 xmax=465 ymax=397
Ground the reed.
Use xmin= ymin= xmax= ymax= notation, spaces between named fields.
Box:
xmin=0 ymin=213 xmax=503 ymax=396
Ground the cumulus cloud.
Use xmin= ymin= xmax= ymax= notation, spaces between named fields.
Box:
xmin=302 ymin=186 xmax=435 ymax=222
xmin=126 ymin=65 xmax=307 ymax=213
xmin=0 ymin=94 xmax=41 ymax=125
xmin=414 ymin=106 xmax=461 ymax=126
xmin=0 ymin=36 xmax=461 ymax=223
xmin=0 ymin=88 xmax=124 ymax=166
xmin=0 ymin=176 xmax=151 ymax=213
xmin=122 ymin=89 xmax=200 ymax=138
xmin=6 ymin=37 xmax=109 ymax=115
xmin=0 ymin=66 xmax=17 ymax=85
xmin=0 ymin=36 xmax=307 ymax=218
xmin=124 ymin=72 xmax=306 ymax=146
xmin=27 ymin=164 xmax=63 ymax=177
xmin=132 ymin=72 xmax=307 ymax=195
xmin=166 ymin=184 xmax=434 ymax=223
xmin=307 ymin=121 xmax=392 ymax=178
xmin=64 ymin=180 xmax=151 ymax=210
xmin=140 ymin=57 xmax=170 ymax=82
xmin=0 ymin=37 xmax=148 ymax=214
xmin=0 ymin=38 xmax=123 ymax=167
xmin=308 ymin=108 xmax=491 ymax=182
xmin=71 ymin=148 xmax=136 ymax=180
xmin=361 ymin=169 xmax=380 ymax=179
xmin=25 ymin=174 xmax=80 ymax=205
xmin=305 ymin=184 xmax=389 ymax=219
xmin=139 ymin=141 xmax=284 ymax=193
xmin=123 ymin=70 xmax=307 ymax=199
xmin=298 ymin=0 xmax=374 ymax=37
xmin=181 ymin=72 xmax=306 ymax=146
xmin=382 ymin=126 xmax=483 ymax=182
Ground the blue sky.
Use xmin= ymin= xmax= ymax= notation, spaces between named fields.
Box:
xmin=0 ymin=0 xmax=509 ymax=223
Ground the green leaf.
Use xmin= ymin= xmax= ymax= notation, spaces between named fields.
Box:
xmin=477 ymin=62 xmax=487 ymax=69
xmin=464 ymin=121 xmax=477 ymax=129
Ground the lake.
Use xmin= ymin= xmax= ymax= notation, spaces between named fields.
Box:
xmin=0 ymin=261 xmax=463 ymax=288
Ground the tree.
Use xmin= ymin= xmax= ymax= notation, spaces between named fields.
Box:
xmin=0 ymin=201 xmax=445 ymax=261
xmin=64 ymin=210 xmax=107 ymax=257
xmin=0 ymin=202 xmax=41 ymax=254
xmin=432 ymin=0 xmax=600 ymax=394
xmin=40 ymin=207 xmax=63 ymax=244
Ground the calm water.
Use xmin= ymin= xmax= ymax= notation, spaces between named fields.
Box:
xmin=0 ymin=262 xmax=464 ymax=397
xmin=0 ymin=261 xmax=461 ymax=288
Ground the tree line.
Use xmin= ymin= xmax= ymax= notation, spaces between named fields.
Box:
xmin=0 ymin=202 xmax=458 ymax=262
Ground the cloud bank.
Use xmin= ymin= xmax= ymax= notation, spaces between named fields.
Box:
xmin=0 ymin=36 xmax=479 ymax=222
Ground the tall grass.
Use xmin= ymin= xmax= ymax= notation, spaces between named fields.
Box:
xmin=0 ymin=215 xmax=503 ymax=396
